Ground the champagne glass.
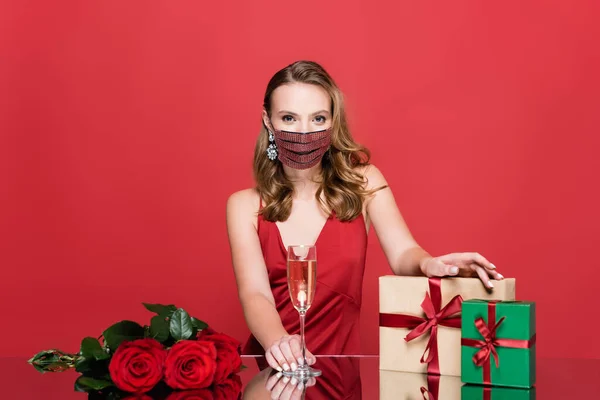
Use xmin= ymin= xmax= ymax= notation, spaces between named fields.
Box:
xmin=285 ymin=245 xmax=322 ymax=378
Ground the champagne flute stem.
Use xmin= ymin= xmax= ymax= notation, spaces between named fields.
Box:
xmin=299 ymin=310 xmax=307 ymax=365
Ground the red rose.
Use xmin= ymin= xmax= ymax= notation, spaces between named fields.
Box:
xmin=165 ymin=390 xmax=214 ymax=400
xmin=213 ymin=374 xmax=242 ymax=400
xmin=197 ymin=328 xmax=241 ymax=353
xmin=164 ymin=340 xmax=217 ymax=390
xmin=197 ymin=326 xmax=217 ymax=336
xmin=197 ymin=330 xmax=242 ymax=384
xmin=108 ymin=338 xmax=166 ymax=394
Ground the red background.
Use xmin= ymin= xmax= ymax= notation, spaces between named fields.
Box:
xmin=1 ymin=1 xmax=599 ymax=359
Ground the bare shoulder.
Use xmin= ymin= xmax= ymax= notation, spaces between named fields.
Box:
xmin=354 ymin=164 xmax=389 ymax=191
xmin=227 ymin=187 xmax=260 ymax=208
xmin=226 ymin=188 xmax=261 ymax=227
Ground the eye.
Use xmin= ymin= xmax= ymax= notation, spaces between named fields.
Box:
xmin=282 ymin=115 xmax=295 ymax=122
xmin=314 ymin=115 xmax=327 ymax=123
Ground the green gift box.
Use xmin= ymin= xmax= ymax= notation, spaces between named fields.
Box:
xmin=461 ymin=300 xmax=536 ymax=388
xmin=462 ymin=384 xmax=536 ymax=400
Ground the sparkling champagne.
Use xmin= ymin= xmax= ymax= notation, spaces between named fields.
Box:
xmin=287 ymin=259 xmax=316 ymax=312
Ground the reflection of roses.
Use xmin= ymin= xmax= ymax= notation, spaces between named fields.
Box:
xmin=164 ymin=341 xmax=217 ymax=390
xmin=213 ymin=374 xmax=243 ymax=400
xmin=197 ymin=329 xmax=242 ymax=384
xmin=165 ymin=390 xmax=214 ymax=400
xmin=108 ymin=338 xmax=166 ymax=394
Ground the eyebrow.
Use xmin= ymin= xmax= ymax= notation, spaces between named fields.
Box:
xmin=277 ymin=109 xmax=331 ymax=116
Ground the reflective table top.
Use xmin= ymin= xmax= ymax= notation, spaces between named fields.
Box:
xmin=1 ymin=356 xmax=598 ymax=399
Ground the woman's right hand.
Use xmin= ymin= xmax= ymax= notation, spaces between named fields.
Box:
xmin=265 ymin=334 xmax=316 ymax=372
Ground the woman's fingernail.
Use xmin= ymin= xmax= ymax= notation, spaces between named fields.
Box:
xmin=276 ymin=372 xmax=282 ymax=378
xmin=291 ymin=362 xmax=297 ymax=371
xmin=497 ymin=273 xmax=504 ymax=279
xmin=283 ymin=376 xmax=290 ymax=384
xmin=276 ymin=366 xmax=282 ymax=372
xmin=291 ymin=377 xmax=298 ymax=385
xmin=490 ymin=263 xmax=497 ymax=269
xmin=488 ymin=281 xmax=495 ymax=288
xmin=298 ymin=382 xmax=304 ymax=390
xmin=450 ymin=267 xmax=459 ymax=274
xmin=297 ymin=357 xmax=304 ymax=366
xmin=283 ymin=363 xmax=290 ymax=371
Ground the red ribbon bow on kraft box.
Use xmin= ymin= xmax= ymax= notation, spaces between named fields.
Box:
xmin=379 ymin=278 xmax=462 ymax=375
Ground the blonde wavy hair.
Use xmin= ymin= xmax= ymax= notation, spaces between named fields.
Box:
xmin=254 ymin=60 xmax=384 ymax=222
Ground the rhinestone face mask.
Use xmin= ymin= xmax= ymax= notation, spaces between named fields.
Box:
xmin=272 ymin=126 xmax=332 ymax=170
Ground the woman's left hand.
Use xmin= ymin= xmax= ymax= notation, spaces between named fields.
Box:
xmin=420 ymin=252 xmax=504 ymax=289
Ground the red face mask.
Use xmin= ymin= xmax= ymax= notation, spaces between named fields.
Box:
xmin=272 ymin=127 xmax=332 ymax=170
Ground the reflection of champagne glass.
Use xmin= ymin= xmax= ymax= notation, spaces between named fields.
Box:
xmin=286 ymin=245 xmax=321 ymax=378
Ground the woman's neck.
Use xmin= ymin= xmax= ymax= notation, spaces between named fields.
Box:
xmin=283 ymin=164 xmax=323 ymax=200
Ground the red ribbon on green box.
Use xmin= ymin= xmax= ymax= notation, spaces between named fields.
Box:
xmin=484 ymin=387 xmax=492 ymax=400
xmin=379 ymin=278 xmax=463 ymax=375
xmin=461 ymin=301 xmax=536 ymax=385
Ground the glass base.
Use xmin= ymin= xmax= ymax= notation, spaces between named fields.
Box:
xmin=282 ymin=365 xmax=322 ymax=379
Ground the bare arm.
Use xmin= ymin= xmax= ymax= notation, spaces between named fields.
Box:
xmin=226 ymin=190 xmax=288 ymax=349
xmin=363 ymin=165 xmax=503 ymax=287
xmin=226 ymin=189 xmax=316 ymax=371
xmin=363 ymin=165 xmax=430 ymax=276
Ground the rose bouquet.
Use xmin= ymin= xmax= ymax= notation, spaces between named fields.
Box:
xmin=28 ymin=303 xmax=244 ymax=399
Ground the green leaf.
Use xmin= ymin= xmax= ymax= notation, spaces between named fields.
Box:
xmin=28 ymin=349 xmax=74 ymax=364
xmin=149 ymin=315 xmax=170 ymax=342
xmin=169 ymin=308 xmax=193 ymax=340
xmin=37 ymin=361 xmax=71 ymax=372
xmin=74 ymin=376 xmax=113 ymax=392
xmin=75 ymin=357 xmax=94 ymax=374
xmin=28 ymin=350 xmax=58 ymax=366
xmin=191 ymin=317 xmax=208 ymax=330
xmin=102 ymin=320 xmax=145 ymax=351
xmin=80 ymin=337 xmax=109 ymax=360
xmin=27 ymin=349 xmax=77 ymax=373
xmin=31 ymin=362 xmax=48 ymax=373
xmin=75 ymin=357 xmax=110 ymax=376
xmin=143 ymin=303 xmax=177 ymax=317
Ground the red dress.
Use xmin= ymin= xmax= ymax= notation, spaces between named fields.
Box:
xmin=242 ymin=202 xmax=368 ymax=356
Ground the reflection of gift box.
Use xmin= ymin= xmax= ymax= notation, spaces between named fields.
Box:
xmin=380 ymin=369 xmax=462 ymax=400
xmin=461 ymin=300 xmax=536 ymax=388
xmin=462 ymin=384 xmax=536 ymax=399
xmin=380 ymin=277 xmax=516 ymax=376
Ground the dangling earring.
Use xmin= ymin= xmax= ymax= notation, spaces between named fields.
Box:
xmin=266 ymin=131 xmax=278 ymax=160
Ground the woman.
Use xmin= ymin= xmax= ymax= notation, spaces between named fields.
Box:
xmin=226 ymin=60 xmax=503 ymax=373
